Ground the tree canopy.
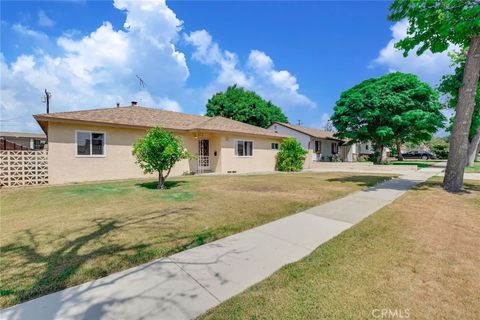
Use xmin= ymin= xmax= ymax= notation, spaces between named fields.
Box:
xmin=132 ymin=127 xmax=190 ymax=189
xmin=438 ymin=54 xmax=480 ymax=140
xmin=389 ymin=0 xmax=480 ymax=55
xmin=331 ymin=72 xmax=444 ymax=163
xmin=206 ymin=85 xmax=288 ymax=128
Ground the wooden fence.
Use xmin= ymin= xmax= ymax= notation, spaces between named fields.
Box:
xmin=0 ymin=150 xmax=48 ymax=187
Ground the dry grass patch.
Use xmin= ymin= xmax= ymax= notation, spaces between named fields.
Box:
xmin=0 ymin=172 xmax=391 ymax=308
xmin=201 ymin=178 xmax=480 ymax=320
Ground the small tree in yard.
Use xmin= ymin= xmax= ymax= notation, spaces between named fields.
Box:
xmin=276 ymin=138 xmax=308 ymax=172
xmin=133 ymin=127 xmax=191 ymax=189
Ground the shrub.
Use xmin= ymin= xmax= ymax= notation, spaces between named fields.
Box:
xmin=431 ymin=143 xmax=449 ymax=159
xmin=357 ymin=155 xmax=370 ymax=162
xmin=331 ymin=154 xmax=342 ymax=162
xmin=276 ymin=138 xmax=308 ymax=172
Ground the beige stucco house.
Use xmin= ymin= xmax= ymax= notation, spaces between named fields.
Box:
xmin=34 ymin=105 xmax=286 ymax=184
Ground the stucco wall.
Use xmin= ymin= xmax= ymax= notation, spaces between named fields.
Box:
xmin=268 ymin=124 xmax=310 ymax=149
xmin=47 ymin=122 xmax=193 ymax=184
xmin=47 ymin=122 xmax=281 ymax=184
xmin=219 ymin=135 xmax=281 ymax=173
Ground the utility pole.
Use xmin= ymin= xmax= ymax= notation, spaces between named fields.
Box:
xmin=42 ymin=89 xmax=52 ymax=114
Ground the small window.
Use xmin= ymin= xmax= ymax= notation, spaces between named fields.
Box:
xmin=33 ymin=139 xmax=45 ymax=150
xmin=365 ymin=144 xmax=369 ymax=150
xmin=331 ymin=142 xmax=338 ymax=154
xmin=76 ymin=131 xmax=105 ymax=156
xmin=271 ymin=142 xmax=279 ymax=150
xmin=235 ymin=140 xmax=253 ymax=157
xmin=315 ymin=141 xmax=322 ymax=153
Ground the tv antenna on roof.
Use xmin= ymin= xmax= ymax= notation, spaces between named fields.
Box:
xmin=41 ymin=89 xmax=52 ymax=114
xmin=297 ymin=119 xmax=302 ymax=126
xmin=136 ymin=75 xmax=146 ymax=89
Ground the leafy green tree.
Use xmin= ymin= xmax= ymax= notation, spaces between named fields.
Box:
xmin=438 ymin=52 xmax=480 ymax=166
xmin=389 ymin=0 xmax=480 ymax=191
xmin=276 ymin=138 xmax=307 ymax=172
xmin=132 ymin=127 xmax=191 ymax=189
xmin=331 ymin=72 xmax=444 ymax=164
xmin=206 ymin=85 xmax=288 ymax=128
xmin=432 ymin=143 xmax=450 ymax=159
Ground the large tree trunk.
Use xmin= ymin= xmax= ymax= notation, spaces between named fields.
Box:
xmin=374 ymin=145 xmax=387 ymax=164
xmin=158 ymin=172 xmax=165 ymax=189
xmin=467 ymin=128 xmax=480 ymax=167
xmin=444 ymin=36 xmax=480 ymax=192
xmin=396 ymin=141 xmax=403 ymax=161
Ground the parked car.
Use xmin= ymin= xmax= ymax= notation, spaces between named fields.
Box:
xmin=401 ymin=150 xmax=436 ymax=160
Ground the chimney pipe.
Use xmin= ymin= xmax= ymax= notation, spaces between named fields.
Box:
xmin=116 ymin=102 xmax=120 ymax=107
xmin=131 ymin=101 xmax=138 ymax=107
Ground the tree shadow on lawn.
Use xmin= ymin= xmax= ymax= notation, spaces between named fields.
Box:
xmin=135 ymin=180 xmax=186 ymax=190
xmin=0 ymin=205 xmax=220 ymax=308
xmin=414 ymin=180 xmax=480 ymax=193
xmin=326 ymin=175 xmax=392 ymax=187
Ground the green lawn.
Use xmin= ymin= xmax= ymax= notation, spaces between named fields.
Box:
xmin=465 ymin=161 xmax=480 ymax=173
xmin=201 ymin=178 xmax=480 ymax=320
xmin=388 ymin=160 xmax=445 ymax=168
xmin=0 ymin=172 xmax=393 ymax=308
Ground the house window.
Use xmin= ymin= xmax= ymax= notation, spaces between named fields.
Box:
xmin=315 ymin=140 xmax=322 ymax=153
xmin=33 ymin=139 xmax=45 ymax=150
xmin=76 ymin=131 xmax=105 ymax=156
xmin=271 ymin=142 xmax=279 ymax=150
xmin=365 ymin=144 xmax=369 ymax=150
xmin=331 ymin=142 xmax=338 ymax=154
xmin=235 ymin=140 xmax=253 ymax=157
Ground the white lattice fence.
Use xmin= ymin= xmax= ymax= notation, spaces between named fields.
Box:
xmin=0 ymin=150 xmax=48 ymax=187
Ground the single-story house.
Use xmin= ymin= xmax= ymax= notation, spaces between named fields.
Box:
xmin=341 ymin=141 xmax=374 ymax=161
xmin=0 ymin=131 xmax=46 ymax=150
xmin=34 ymin=104 xmax=286 ymax=184
xmin=267 ymin=122 xmax=343 ymax=167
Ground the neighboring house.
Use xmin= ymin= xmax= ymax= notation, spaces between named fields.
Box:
xmin=267 ymin=122 xmax=343 ymax=167
xmin=0 ymin=132 xmax=47 ymax=150
xmin=34 ymin=104 xmax=286 ymax=184
xmin=341 ymin=141 xmax=374 ymax=161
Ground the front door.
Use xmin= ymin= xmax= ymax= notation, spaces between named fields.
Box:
xmin=198 ymin=139 xmax=210 ymax=170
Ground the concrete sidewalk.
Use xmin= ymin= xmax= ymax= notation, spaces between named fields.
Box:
xmin=1 ymin=168 xmax=442 ymax=320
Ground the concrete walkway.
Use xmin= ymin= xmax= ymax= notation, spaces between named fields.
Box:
xmin=2 ymin=168 xmax=443 ymax=320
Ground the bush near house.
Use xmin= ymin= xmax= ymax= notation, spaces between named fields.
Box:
xmin=431 ymin=143 xmax=449 ymax=159
xmin=276 ymin=138 xmax=308 ymax=172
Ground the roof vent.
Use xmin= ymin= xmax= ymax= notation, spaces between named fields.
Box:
xmin=131 ymin=101 xmax=138 ymax=106
xmin=116 ymin=102 xmax=120 ymax=107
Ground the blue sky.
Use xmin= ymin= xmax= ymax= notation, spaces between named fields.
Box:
xmin=1 ymin=0 xmax=454 ymax=132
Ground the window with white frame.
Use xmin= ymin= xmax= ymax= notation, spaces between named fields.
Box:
xmin=314 ymin=140 xmax=322 ymax=153
xmin=271 ymin=142 xmax=279 ymax=150
xmin=235 ymin=140 xmax=253 ymax=157
xmin=76 ymin=131 xmax=105 ymax=156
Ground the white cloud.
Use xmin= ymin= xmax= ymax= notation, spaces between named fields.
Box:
xmin=1 ymin=0 xmax=315 ymax=132
xmin=185 ymin=31 xmax=315 ymax=109
xmin=372 ymin=20 xmax=458 ymax=86
xmin=12 ymin=24 xmax=49 ymax=41
xmin=1 ymin=0 xmax=188 ymax=131
xmin=38 ymin=10 xmax=55 ymax=28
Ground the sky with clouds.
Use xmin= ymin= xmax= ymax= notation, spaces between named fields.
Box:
xmin=1 ymin=0 xmax=456 ymax=133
